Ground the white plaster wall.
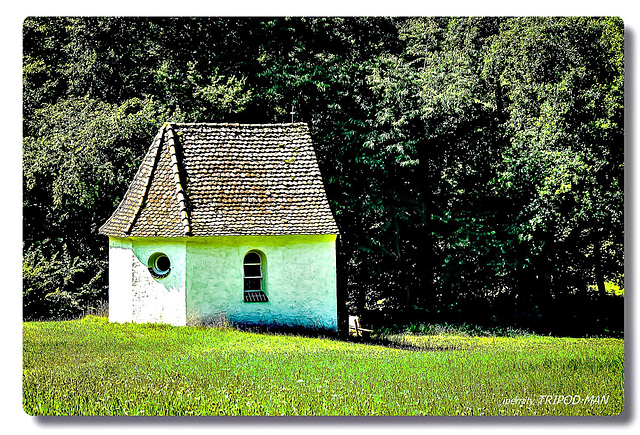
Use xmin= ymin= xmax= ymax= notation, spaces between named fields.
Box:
xmin=129 ymin=238 xmax=187 ymax=326
xmin=108 ymin=238 xmax=133 ymax=323
xmin=186 ymin=235 xmax=337 ymax=331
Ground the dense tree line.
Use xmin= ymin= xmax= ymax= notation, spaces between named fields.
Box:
xmin=23 ymin=17 xmax=623 ymax=335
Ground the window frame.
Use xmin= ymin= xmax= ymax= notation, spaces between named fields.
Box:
xmin=148 ymin=252 xmax=171 ymax=279
xmin=243 ymin=250 xmax=268 ymax=303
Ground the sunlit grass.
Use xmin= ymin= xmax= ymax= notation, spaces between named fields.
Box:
xmin=23 ymin=316 xmax=624 ymax=416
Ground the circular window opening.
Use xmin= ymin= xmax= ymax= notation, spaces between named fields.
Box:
xmin=148 ymin=252 xmax=171 ymax=279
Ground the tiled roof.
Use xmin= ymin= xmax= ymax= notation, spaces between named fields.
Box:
xmin=99 ymin=123 xmax=339 ymax=237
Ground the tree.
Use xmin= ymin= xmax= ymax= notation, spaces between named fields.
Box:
xmin=364 ymin=17 xmax=623 ymax=332
xmin=22 ymin=17 xmax=623 ymax=333
xmin=366 ymin=17 xmax=508 ymax=311
xmin=486 ymin=17 xmax=624 ymax=299
xmin=23 ymin=96 xmax=163 ymax=317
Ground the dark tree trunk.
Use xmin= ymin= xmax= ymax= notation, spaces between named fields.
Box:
xmin=394 ymin=215 xmax=411 ymax=309
xmin=593 ymin=238 xmax=607 ymax=298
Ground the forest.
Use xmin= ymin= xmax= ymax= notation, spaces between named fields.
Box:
xmin=22 ymin=17 xmax=624 ymax=336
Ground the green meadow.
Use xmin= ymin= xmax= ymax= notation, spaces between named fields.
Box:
xmin=23 ymin=316 xmax=624 ymax=416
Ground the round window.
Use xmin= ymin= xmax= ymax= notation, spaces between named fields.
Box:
xmin=148 ymin=252 xmax=171 ymax=279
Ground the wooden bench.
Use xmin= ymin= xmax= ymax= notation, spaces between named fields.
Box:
xmin=348 ymin=316 xmax=373 ymax=338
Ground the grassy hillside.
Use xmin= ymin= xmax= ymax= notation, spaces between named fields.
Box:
xmin=23 ymin=317 xmax=624 ymax=416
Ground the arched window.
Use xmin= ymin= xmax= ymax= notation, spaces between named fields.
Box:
xmin=243 ymin=251 xmax=268 ymax=302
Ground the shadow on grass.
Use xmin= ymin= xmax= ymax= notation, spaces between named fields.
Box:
xmin=226 ymin=322 xmax=441 ymax=352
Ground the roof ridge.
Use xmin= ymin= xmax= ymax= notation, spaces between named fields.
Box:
xmin=124 ymin=125 xmax=165 ymax=234
xmin=165 ymin=123 xmax=192 ymax=236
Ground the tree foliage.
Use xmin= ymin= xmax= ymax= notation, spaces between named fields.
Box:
xmin=22 ymin=17 xmax=623 ymax=334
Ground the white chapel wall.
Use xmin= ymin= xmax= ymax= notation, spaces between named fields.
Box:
xmin=186 ymin=235 xmax=338 ymax=331
xmin=129 ymin=238 xmax=187 ymax=326
xmin=108 ymin=237 xmax=134 ymax=323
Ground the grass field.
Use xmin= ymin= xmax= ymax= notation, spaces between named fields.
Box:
xmin=22 ymin=316 xmax=624 ymax=416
